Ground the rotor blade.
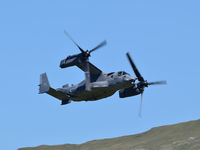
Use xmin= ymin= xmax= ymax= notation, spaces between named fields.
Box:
xmin=148 ymin=80 xmax=167 ymax=85
xmin=139 ymin=91 xmax=143 ymax=117
xmin=89 ymin=40 xmax=107 ymax=53
xmin=64 ymin=30 xmax=85 ymax=53
xmin=126 ymin=52 xmax=144 ymax=81
xmin=85 ymin=59 xmax=91 ymax=91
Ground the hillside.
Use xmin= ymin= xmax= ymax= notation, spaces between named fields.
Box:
xmin=19 ymin=119 xmax=200 ymax=150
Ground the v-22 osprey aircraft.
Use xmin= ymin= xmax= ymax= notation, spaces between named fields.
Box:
xmin=39 ymin=31 xmax=166 ymax=116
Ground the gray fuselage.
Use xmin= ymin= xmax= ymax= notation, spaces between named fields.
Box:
xmin=56 ymin=71 xmax=136 ymax=101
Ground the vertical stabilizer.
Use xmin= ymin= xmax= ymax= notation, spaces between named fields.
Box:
xmin=39 ymin=73 xmax=71 ymax=104
xmin=39 ymin=73 xmax=50 ymax=94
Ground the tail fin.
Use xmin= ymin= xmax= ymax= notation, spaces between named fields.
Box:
xmin=39 ymin=73 xmax=50 ymax=94
xmin=39 ymin=73 xmax=71 ymax=104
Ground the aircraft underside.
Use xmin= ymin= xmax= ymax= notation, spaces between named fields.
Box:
xmin=71 ymin=86 xmax=117 ymax=101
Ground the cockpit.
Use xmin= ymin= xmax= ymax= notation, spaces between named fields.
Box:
xmin=107 ymin=72 xmax=114 ymax=76
xmin=117 ymin=71 xmax=130 ymax=76
xmin=107 ymin=71 xmax=130 ymax=77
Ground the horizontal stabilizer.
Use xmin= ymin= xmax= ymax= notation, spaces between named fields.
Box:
xmin=47 ymin=88 xmax=70 ymax=101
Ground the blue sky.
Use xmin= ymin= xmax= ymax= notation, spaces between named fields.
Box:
xmin=1 ymin=0 xmax=200 ymax=149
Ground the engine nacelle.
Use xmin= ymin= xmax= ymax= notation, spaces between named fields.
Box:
xmin=60 ymin=53 xmax=82 ymax=69
xmin=119 ymin=87 xmax=141 ymax=98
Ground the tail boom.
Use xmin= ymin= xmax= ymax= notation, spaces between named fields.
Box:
xmin=39 ymin=73 xmax=71 ymax=105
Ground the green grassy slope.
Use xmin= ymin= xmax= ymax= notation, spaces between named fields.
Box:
xmin=19 ymin=119 xmax=200 ymax=150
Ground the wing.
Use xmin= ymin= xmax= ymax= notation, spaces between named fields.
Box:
xmin=76 ymin=62 xmax=102 ymax=77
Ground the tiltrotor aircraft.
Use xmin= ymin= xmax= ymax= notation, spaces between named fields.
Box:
xmin=39 ymin=31 xmax=166 ymax=115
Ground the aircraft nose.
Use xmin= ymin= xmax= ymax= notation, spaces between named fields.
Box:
xmin=124 ymin=75 xmax=136 ymax=82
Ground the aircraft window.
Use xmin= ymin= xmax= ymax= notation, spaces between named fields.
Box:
xmin=108 ymin=72 xmax=114 ymax=76
xmin=124 ymin=72 xmax=130 ymax=75
xmin=118 ymin=71 xmax=129 ymax=76
xmin=118 ymin=72 xmax=123 ymax=76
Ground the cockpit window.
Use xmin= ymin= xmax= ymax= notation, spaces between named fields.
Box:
xmin=118 ymin=71 xmax=129 ymax=76
xmin=108 ymin=72 xmax=114 ymax=76
xmin=108 ymin=71 xmax=129 ymax=77
xmin=118 ymin=71 xmax=123 ymax=76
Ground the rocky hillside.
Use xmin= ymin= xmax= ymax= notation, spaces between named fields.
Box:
xmin=19 ymin=119 xmax=200 ymax=150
